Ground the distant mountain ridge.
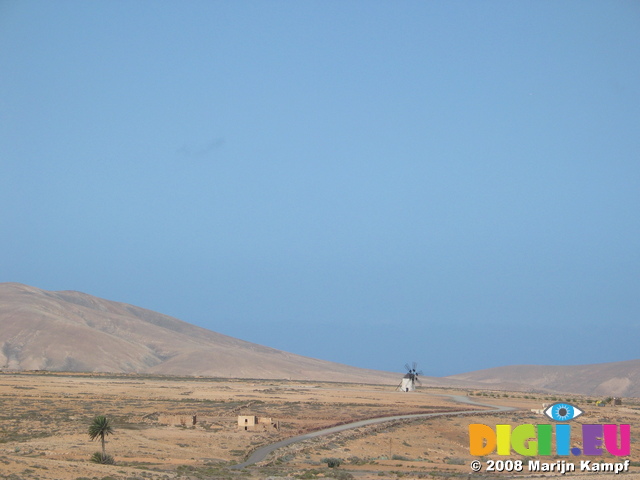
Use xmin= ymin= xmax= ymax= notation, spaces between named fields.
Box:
xmin=0 ymin=283 xmax=465 ymax=386
xmin=446 ymin=359 xmax=640 ymax=398
xmin=1 ymin=283 xmax=637 ymax=396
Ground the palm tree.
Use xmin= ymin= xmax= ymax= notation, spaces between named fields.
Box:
xmin=88 ymin=415 xmax=114 ymax=462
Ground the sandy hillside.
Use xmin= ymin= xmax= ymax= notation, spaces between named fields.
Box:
xmin=2 ymin=282 xmax=637 ymax=397
xmin=447 ymin=360 xmax=640 ymax=397
xmin=0 ymin=282 xmax=406 ymax=384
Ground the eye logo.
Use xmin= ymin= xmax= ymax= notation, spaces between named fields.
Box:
xmin=543 ymin=402 xmax=583 ymax=422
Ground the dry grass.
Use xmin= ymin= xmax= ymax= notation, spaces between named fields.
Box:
xmin=0 ymin=371 xmax=639 ymax=480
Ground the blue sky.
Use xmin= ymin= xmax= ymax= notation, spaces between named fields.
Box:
xmin=2 ymin=1 xmax=639 ymax=376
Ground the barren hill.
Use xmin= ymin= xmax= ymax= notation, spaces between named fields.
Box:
xmin=446 ymin=359 xmax=640 ymax=397
xmin=1 ymin=283 xmax=467 ymax=386
xmin=3 ymin=283 xmax=636 ymax=396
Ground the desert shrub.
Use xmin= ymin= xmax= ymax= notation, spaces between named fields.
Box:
xmin=392 ymin=454 xmax=410 ymax=461
xmin=275 ymin=453 xmax=295 ymax=464
xmin=444 ymin=456 xmax=465 ymax=465
xmin=90 ymin=452 xmax=115 ymax=464
xmin=296 ymin=468 xmax=322 ymax=479
xmin=323 ymin=457 xmax=342 ymax=468
xmin=331 ymin=471 xmax=353 ymax=480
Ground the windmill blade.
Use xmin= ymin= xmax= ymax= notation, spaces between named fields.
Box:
xmin=405 ymin=363 xmax=411 ymax=372
xmin=416 ymin=370 xmax=424 ymax=376
xmin=412 ymin=361 xmax=418 ymax=371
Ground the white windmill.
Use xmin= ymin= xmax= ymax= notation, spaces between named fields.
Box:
xmin=397 ymin=362 xmax=422 ymax=392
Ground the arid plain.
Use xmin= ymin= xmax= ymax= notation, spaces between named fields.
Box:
xmin=1 ymin=372 xmax=639 ymax=480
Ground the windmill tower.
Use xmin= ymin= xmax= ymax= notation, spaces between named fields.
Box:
xmin=397 ymin=362 xmax=422 ymax=392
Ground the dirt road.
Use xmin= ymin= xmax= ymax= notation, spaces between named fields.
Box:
xmin=231 ymin=393 xmax=514 ymax=469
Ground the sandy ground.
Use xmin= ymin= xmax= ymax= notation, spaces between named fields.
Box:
xmin=0 ymin=371 xmax=638 ymax=480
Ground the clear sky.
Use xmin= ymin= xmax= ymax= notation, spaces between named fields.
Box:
xmin=2 ymin=1 xmax=639 ymax=376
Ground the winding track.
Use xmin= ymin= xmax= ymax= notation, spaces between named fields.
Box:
xmin=230 ymin=393 xmax=515 ymax=469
